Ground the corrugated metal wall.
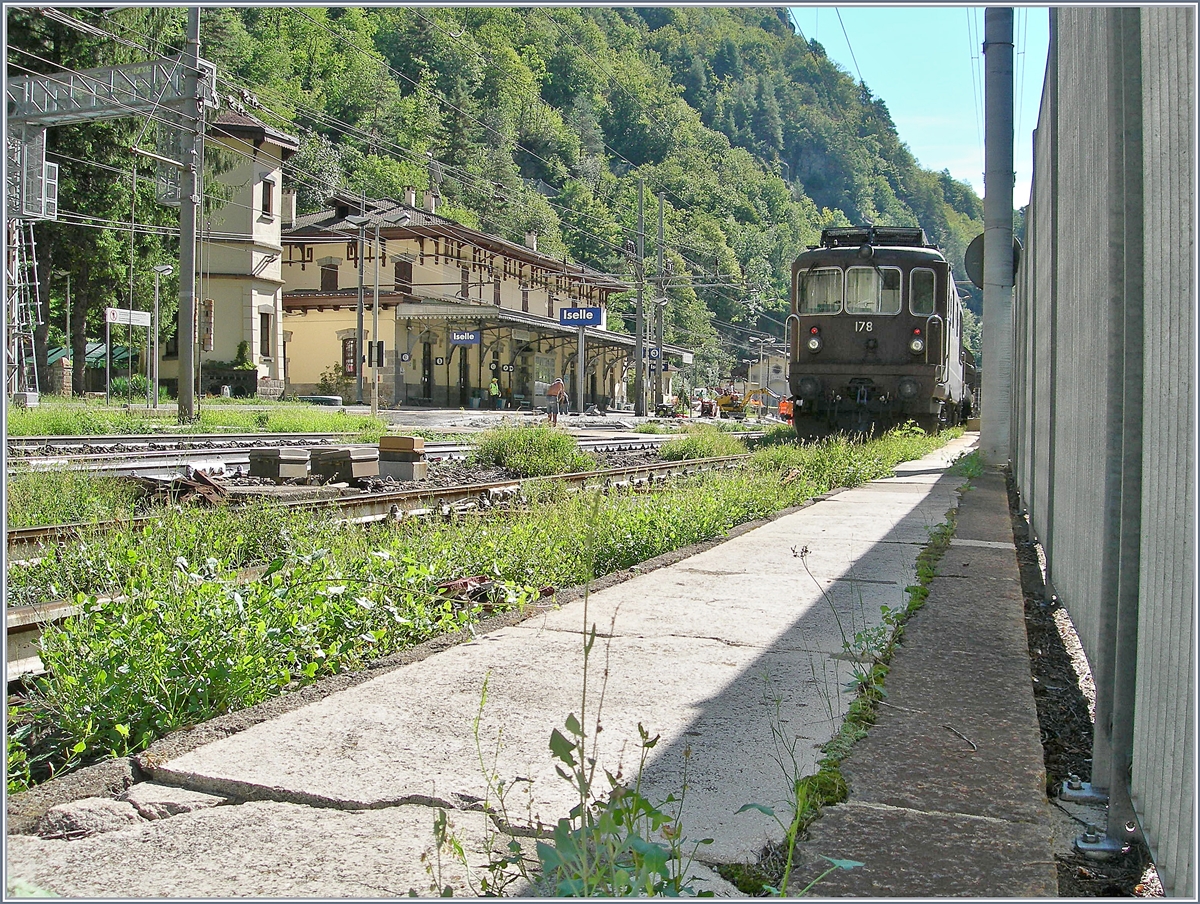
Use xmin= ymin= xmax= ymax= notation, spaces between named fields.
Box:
xmin=1131 ymin=8 xmax=1195 ymax=898
xmin=1013 ymin=8 xmax=1195 ymax=896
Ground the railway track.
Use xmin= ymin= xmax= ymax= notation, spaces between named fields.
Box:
xmin=6 ymin=453 xmax=750 ymax=681
xmin=6 ymin=433 xmax=683 ymax=478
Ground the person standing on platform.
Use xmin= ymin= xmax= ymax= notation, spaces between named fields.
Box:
xmin=547 ymin=377 xmax=566 ymax=426
xmin=489 ymin=377 xmax=502 ymax=409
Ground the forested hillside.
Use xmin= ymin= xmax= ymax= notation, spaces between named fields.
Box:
xmin=9 ymin=6 xmax=984 ymax=386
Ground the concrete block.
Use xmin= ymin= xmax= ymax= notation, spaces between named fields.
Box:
xmin=379 ymin=435 xmax=424 ymax=453
xmin=37 ymin=798 xmax=144 ymax=839
xmin=379 ymin=450 xmax=426 ymax=463
xmin=378 ymin=459 xmax=428 ymax=481
xmin=310 ymin=448 xmax=379 ymax=482
xmin=248 ymin=448 xmax=310 ymax=481
xmin=119 ymin=783 xmax=226 ymax=821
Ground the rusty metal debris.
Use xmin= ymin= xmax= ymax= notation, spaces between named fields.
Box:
xmin=133 ymin=468 xmax=229 ymax=506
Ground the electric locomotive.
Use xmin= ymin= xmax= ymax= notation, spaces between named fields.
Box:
xmin=787 ymin=226 xmax=967 ymax=438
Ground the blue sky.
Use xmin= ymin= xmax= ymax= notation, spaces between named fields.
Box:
xmin=787 ymin=6 xmax=1050 ymax=207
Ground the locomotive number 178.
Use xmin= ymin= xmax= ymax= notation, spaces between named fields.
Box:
xmin=855 ymin=321 xmax=874 ymax=332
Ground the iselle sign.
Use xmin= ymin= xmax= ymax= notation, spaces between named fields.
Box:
xmin=558 ymin=307 xmax=602 ymax=326
xmin=450 ymin=330 xmax=481 ymax=345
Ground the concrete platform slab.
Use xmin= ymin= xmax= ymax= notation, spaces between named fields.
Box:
xmin=796 ymin=802 xmax=1058 ymax=897
xmin=7 ymin=800 xmax=495 ymax=898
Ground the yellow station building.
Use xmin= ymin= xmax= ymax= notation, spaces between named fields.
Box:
xmin=279 ymin=189 xmax=691 ymax=410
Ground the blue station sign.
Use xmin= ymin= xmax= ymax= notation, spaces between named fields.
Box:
xmin=558 ymin=307 xmax=602 ymax=326
xmin=450 ymin=330 xmax=481 ymax=345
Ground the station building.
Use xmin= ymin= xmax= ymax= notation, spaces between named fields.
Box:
xmin=156 ymin=110 xmax=299 ymax=399
xmin=279 ymin=190 xmax=693 ymax=410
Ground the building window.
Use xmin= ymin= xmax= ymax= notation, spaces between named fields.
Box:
xmin=493 ymin=275 xmax=501 ymax=306
xmin=342 ymin=337 xmax=357 ymax=376
xmin=395 ymin=260 xmax=412 ymax=294
xmin=261 ymin=179 xmax=274 ymax=217
xmin=521 ymin=288 xmax=529 ymax=313
xmin=165 ymin=323 xmax=178 ymax=359
xmin=460 ymin=267 xmax=470 ymax=299
xmin=260 ymin=312 xmax=271 ymax=358
xmin=321 ymin=265 xmax=338 ymax=292
xmin=547 ymin=294 xmax=553 ymax=317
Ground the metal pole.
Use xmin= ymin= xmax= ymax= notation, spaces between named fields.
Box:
xmin=105 ymin=320 xmax=111 ymax=405
xmin=176 ymin=6 xmax=201 ymax=422
xmin=371 ymin=224 xmax=380 ymax=416
xmin=355 ymin=217 xmax=366 ymax=405
xmin=577 ymin=324 xmax=585 ymax=413
xmin=981 ymin=8 xmax=1014 ymax=463
xmin=655 ymin=192 xmax=664 ymax=408
xmin=634 ymin=179 xmax=645 ymax=417
xmin=152 ymin=272 xmax=160 ymax=408
xmin=64 ymin=274 xmax=69 ymax=372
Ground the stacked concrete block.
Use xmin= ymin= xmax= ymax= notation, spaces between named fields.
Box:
xmin=378 ymin=435 xmax=428 ymax=481
xmin=310 ymin=447 xmax=380 ymax=483
xmin=248 ymin=448 xmax=311 ymax=482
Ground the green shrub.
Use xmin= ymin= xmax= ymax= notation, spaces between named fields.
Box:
xmin=471 ymin=425 xmax=597 ymax=477
xmin=108 ymin=374 xmax=150 ymax=400
xmin=27 ymin=551 xmax=538 ymax=773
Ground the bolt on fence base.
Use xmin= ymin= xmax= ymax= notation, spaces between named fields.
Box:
xmin=1060 ymin=774 xmax=1108 ymax=804
xmin=1075 ymin=824 xmax=1128 ymax=861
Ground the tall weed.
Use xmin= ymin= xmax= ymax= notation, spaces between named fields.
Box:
xmin=471 ymin=424 xmax=596 ymax=477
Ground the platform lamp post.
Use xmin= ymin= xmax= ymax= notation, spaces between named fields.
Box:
xmin=346 ymin=214 xmax=371 ymax=405
xmin=749 ymin=337 xmax=769 ymax=416
xmin=151 ymin=264 xmax=173 ymax=409
xmin=370 ymin=224 xmax=380 ymax=416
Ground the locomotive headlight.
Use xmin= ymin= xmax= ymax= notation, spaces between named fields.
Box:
xmin=806 ymin=326 xmax=823 ymax=353
xmin=908 ymin=327 xmax=925 ymax=355
xmin=898 ymin=378 xmax=919 ymax=400
xmin=798 ymin=376 xmax=820 ymax=399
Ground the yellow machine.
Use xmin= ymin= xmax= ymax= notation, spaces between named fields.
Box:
xmin=715 ymin=390 xmax=747 ymax=418
xmin=716 ymin=387 xmax=778 ymax=419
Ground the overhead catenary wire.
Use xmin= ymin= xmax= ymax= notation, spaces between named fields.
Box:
xmin=834 ymin=9 xmax=866 ymax=87
xmin=966 ymin=9 xmax=986 ymax=183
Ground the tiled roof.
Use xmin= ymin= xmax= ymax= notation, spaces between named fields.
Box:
xmin=285 ymin=197 xmax=630 ymax=292
xmin=211 ymin=110 xmax=299 ymax=156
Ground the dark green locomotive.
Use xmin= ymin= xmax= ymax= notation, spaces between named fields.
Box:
xmin=787 ymin=226 xmax=968 ymax=438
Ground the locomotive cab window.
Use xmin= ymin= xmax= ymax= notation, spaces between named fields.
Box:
xmin=846 ymin=267 xmax=901 ymax=315
xmin=798 ymin=268 xmax=843 ymax=314
xmin=910 ymin=269 xmax=937 ymax=315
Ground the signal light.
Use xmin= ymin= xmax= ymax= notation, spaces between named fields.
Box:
xmin=810 ymin=326 xmax=819 ymax=334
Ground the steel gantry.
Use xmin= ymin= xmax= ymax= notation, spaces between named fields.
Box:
xmin=5 ymin=8 xmax=217 ymax=415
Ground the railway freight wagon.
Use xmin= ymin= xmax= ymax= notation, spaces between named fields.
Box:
xmin=786 ymin=226 xmax=968 ymax=438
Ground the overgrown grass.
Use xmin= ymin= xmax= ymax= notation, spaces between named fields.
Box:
xmin=470 ymin=424 xmax=597 ymax=477
xmin=6 ymin=471 xmax=143 ymax=529
xmin=6 ymin=399 xmax=387 ymax=440
xmin=7 ymin=425 xmax=954 ymax=792
xmin=658 ymin=424 xmax=748 ymax=460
